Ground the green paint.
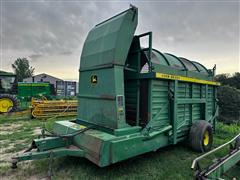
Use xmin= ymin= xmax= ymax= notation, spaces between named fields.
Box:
xmin=78 ymin=7 xmax=138 ymax=130
xmin=194 ymin=135 xmax=240 ymax=179
xmin=13 ymin=6 xmax=219 ymax=169
xmin=17 ymin=82 xmax=52 ymax=98
xmin=208 ymin=150 xmax=240 ymax=179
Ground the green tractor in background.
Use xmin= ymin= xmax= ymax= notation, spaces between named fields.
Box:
xmin=0 ymin=70 xmax=18 ymax=113
xmin=0 ymin=70 xmax=54 ymax=114
xmin=0 ymin=70 xmax=76 ymax=117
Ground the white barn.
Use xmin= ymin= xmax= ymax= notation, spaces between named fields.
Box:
xmin=23 ymin=73 xmax=63 ymax=89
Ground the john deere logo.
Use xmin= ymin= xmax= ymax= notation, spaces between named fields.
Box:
xmin=91 ymin=75 xmax=97 ymax=85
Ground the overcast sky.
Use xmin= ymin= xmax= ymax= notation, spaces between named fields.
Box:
xmin=0 ymin=0 xmax=239 ymax=80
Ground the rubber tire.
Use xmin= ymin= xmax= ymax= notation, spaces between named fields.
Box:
xmin=189 ymin=120 xmax=213 ymax=153
xmin=0 ymin=94 xmax=18 ymax=113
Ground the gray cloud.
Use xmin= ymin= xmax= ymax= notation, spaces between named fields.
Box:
xmin=29 ymin=54 xmax=43 ymax=60
xmin=1 ymin=1 xmax=118 ymax=55
xmin=59 ymin=51 xmax=73 ymax=55
xmin=1 ymin=1 xmax=239 ymax=79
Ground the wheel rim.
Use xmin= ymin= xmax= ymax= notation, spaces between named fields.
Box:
xmin=203 ymin=130 xmax=209 ymax=146
xmin=0 ymin=98 xmax=14 ymax=113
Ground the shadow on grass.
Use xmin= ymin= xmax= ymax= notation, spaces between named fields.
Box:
xmin=50 ymin=143 xmax=196 ymax=179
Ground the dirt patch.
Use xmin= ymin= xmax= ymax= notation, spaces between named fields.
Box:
xmin=1 ymin=143 xmax=15 ymax=152
xmin=33 ymin=127 xmax=42 ymax=135
xmin=0 ymin=152 xmax=13 ymax=164
xmin=0 ymin=139 xmax=10 ymax=146
xmin=0 ymin=161 xmax=48 ymax=180
xmin=0 ymin=131 xmax=11 ymax=135
xmin=1 ymin=143 xmax=18 ymax=162
xmin=0 ymin=123 xmax=23 ymax=135
xmin=15 ymin=139 xmax=27 ymax=144
xmin=0 ymin=140 xmax=28 ymax=163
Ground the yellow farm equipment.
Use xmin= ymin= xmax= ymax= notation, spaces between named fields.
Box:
xmin=31 ymin=97 xmax=77 ymax=119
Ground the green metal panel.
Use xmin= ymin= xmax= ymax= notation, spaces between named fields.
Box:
xmin=124 ymin=36 xmax=141 ymax=126
xmin=173 ymin=80 xmax=178 ymax=144
xmin=78 ymin=7 xmax=138 ymax=130
xmin=17 ymin=82 xmax=51 ymax=97
xmin=147 ymin=78 xmax=217 ymax=143
xmin=177 ymin=82 xmax=191 ymax=138
xmin=207 ymin=86 xmax=214 ymax=117
xmin=80 ymin=7 xmax=138 ymax=69
xmin=150 ymin=80 xmax=170 ymax=129
xmin=16 ymin=120 xmax=170 ymax=167
xmin=124 ymin=80 xmax=138 ymax=125
xmin=78 ymin=66 xmax=127 ymax=130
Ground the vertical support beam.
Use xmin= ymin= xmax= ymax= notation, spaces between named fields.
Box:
xmin=136 ymin=85 xmax=140 ymax=126
xmin=173 ymin=80 xmax=178 ymax=144
xmin=190 ymin=83 xmax=194 ymax=125
xmin=136 ymin=48 xmax=141 ymax=126
xmin=137 ymin=32 xmax=152 ymax=72
xmin=136 ymin=32 xmax=153 ymax=126
xmin=205 ymin=84 xmax=208 ymax=121
xmin=183 ymin=83 xmax=186 ymax=123
xmin=200 ymin=84 xmax=202 ymax=98
xmin=148 ymin=80 xmax=152 ymax=126
xmin=148 ymin=32 xmax=152 ymax=72
xmin=213 ymin=86 xmax=217 ymax=131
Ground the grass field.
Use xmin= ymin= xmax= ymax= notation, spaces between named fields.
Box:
xmin=0 ymin=113 xmax=239 ymax=180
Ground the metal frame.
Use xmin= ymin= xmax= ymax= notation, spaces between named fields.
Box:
xmin=192 ymin=134 xmax=240 ymax=179
xmin=137 ymin=32 xmax=152 ymax=72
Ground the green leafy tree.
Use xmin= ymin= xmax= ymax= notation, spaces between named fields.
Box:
xmin=215 ymin=74 xmax=230 ymax=85
xmin=230 ymin=72 xmax=240 ymax=89
xmin=217 ymin=85 xmax=240 ymax=124
xmin=215 ymin=73 xmax=240 ymax=89
xmin=12 ymin=58 xmax=35 ymax=82
xmin=215 ymin=72 xmax=240 ymax=124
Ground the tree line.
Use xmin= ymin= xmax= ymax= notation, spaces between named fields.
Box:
xmin=215 ymin=73 xmax=240 ymax=124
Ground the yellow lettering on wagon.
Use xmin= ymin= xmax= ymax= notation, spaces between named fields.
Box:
xmin=155 ymin=72 xmax=220 ymax=86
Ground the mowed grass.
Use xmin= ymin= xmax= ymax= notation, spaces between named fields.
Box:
xmin=0 ymin=113 xmax=239 ymax=180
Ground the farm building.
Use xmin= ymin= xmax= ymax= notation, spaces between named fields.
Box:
xmin=23 ymin=73 xmax=62 ymax=89
xmin=23 ymin=73 xmax=77 ymax=96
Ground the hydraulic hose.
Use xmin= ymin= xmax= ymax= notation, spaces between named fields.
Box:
xmin=44 ymin=126 xmax=93 ymax=138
